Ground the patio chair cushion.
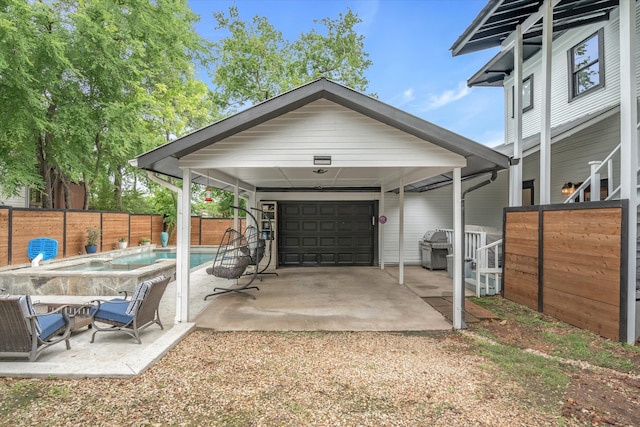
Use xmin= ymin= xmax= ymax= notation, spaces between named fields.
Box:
xmin=37 ymin=313 xmax=67 ymax=341
xmin=126 ymin=275 xmax=166 ymax=316
xmin=91 ymin=299 xmax=133 ymax=325
xmin=17 ymin=295 xmax=41 ymax=335
xmin=126 ymin=282 xmax=150 ymax=316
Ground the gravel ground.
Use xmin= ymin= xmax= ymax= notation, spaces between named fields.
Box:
xmin=0 ymin=330 xmax=579 ymax=426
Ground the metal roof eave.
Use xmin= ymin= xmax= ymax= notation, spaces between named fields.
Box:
xmin=450 ymin=0 xmax=505 ymax=56
xmin=459 ymin=1 xmax=619 ymax=87
xmin=452 ymin=0 xmax=618 ymax=59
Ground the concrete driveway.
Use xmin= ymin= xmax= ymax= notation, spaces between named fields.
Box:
xmin=195 ymin=265 xmax=453 ymax=331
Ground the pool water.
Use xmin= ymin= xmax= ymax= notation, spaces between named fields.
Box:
xmin=112 ymin=251 xmax=215 ymax=269
xmin=51 ymin=251 xmax=215 ymax=272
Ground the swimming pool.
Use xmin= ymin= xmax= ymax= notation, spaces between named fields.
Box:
xmin=0 ymin=246 xmax=217 ymax=296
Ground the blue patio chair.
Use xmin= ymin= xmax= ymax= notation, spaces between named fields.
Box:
xmin=89 ymin=275 xmax=171 ymax=344
xmin=0 ymin=295 xmax=71 ymax=361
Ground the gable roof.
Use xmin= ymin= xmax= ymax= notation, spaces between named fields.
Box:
xmin=133 ymin=78 xmax=509 ymax=193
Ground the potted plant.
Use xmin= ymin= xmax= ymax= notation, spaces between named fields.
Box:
xmin=117 ymin=237 xmax=128 ymax=249
xmin=139 ymin=237 xmax=151 ymax=246
xmin=160 ymin=197 xmax=178 ymax=248
xmin=85 ymin=227 xmax=101 ymax=254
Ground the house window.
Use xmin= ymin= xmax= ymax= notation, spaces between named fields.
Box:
xmin=511 ymin=75 xmax=533 ymax=118
xmin=568 ymin=29 xmax=604 ymax=100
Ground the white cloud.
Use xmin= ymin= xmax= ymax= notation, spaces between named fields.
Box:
xmin=402 ymin=88 xmax=415 ymax=103
xmin=387 ymin=87 xmax=415 ymax=108
xmin=422 ymin=81 xmax=472 ymax=111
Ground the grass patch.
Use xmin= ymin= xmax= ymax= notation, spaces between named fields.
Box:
xmin=0 ymin=381 xmax=42 ymax=418
xmin=542 ymin=331 xmax=637 ymax=372
xmin=475 ymin=339 xmax=570 ymax=411
xmin=469 ymin=295 xmax=640 ymax=376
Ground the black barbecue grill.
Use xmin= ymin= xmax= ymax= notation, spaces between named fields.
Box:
xmin=419 ymin=230 xmax=451 ymax=270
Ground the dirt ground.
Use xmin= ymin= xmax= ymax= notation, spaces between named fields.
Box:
xmin=470 ymin=304 xmax=640 ymax=426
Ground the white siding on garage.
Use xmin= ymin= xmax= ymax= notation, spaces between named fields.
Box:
xmin=182 ymin=99 xmax=464 ymax=169
xmin=382 ymin=174 xmax=507 ymax=265
xmin=381 ymin=191 xmax=453 ymax=264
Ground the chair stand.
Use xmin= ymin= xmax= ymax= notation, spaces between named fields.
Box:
xmin=205 ymin=285 xmax=260 ymax=300
xmin=90 ymin=311 xmax=163 ymax=345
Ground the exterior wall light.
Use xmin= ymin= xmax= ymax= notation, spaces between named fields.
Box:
xmin=561 ymin=182 xmax=576 ymax=195
xmin=313 ymin=155 xmax=331 ymax=165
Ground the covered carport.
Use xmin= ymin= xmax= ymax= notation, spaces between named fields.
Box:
xmin=132 ymin=78 xmax=509 ymax=330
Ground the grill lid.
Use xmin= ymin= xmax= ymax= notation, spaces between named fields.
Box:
xmin=422 ymin=230 xmax=448 ymax=243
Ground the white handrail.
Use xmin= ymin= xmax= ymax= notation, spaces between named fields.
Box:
xmin=564 ymin=124 xmax=640 ymax=205
xmin=437 ymin=228 xmax=486 ymax=260
xmin=563 ymin=143 xmax=619 ymax=203
xmin=475 ymin=239 xmax=502 ymax=297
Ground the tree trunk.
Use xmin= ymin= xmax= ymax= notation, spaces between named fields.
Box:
xmin=114 ymin=166 xmax=123 ymax=211
xmin=82 ymin=174 xmax=91 ymax=210
xmin=36 ymin=134 xmax=54 ymax=209
xmin=35 ymin=103 xmax=57 ymax=209
xmin=58 ymin=170 xmax=72 ymax=209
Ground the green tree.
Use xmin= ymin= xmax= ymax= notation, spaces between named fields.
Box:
xmin=0 ymin=0 xmax=215 ymax=209
xmin=0 ymin=2 xmax=372 ymax=214
xmin=291 ymin=9 xmax=371 ymax=92
xmin=211 ymin=6 xmax=372 ymax=110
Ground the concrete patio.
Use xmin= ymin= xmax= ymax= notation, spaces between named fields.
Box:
xmin=0 ymin=265 xmax=470 ymax=378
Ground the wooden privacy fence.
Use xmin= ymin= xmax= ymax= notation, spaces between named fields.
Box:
xmin=0 ymin=206 xmax=244 ymax=267
xmin=503 ymin=200 xmax=628 ymax=341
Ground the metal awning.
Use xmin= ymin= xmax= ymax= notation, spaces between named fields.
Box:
xmin=451 ymin=0 xmax=619 ymax=86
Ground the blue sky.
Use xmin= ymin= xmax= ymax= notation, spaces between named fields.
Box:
xmin=187 ymin=0 xmax=503 ymax=147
